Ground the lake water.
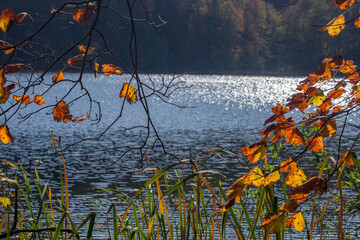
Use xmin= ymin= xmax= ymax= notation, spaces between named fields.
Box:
xmin=0 ymin=74 xmax=358 ymax=238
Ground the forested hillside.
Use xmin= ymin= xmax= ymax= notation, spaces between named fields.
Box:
xmin=4 ymin=0 xmax=358 ymax=74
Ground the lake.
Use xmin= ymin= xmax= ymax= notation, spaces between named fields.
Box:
xmin=0 ymin=74 xmax=357 ymax=238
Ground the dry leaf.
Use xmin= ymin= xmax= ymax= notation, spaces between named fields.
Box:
xmin=53 ymin=101 xmax=72 ymax=123
xmin=0 ymin=125 xmax=14 ymax=144
xmin=285 ymin=212 xmax=305 ymax=232
xmin=279 ymin=200 xmax=299 ymax=213
xmin=33 ymin=95 xmax=45 ymax=106
xmin=67 ymin=54 xmax=84 ymax=66
xmin=319 ymin=15 xmax=345 ymax=37
xmin=52 ymin=71 xmax=64 ymax=83
xmin=120 ymin=82 xmax=138 ymax=103
xmin=261 ymin=213 xmax=285 ymax=234
xmin=0 ymin=8 xmax=15 ymax=32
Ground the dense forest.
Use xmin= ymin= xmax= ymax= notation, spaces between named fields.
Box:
xmin=3 ymin=0 xmax=359 ymax=75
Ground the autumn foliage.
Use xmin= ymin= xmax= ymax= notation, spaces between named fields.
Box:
xmin=219 ymin=2 xmax=360 ymax=236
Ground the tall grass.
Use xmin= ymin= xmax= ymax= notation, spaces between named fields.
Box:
xmin=1 ymin=147 xmax=359 ymax=239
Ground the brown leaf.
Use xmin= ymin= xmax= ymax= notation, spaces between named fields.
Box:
xmin=261 ymin=213 xmax=285 ymax=234
xmin=280 ymin=200 xmax=299 ymax=213
xmin=289 ymin=177 xmax=327 ymax=200
xmin=0 ymin=40 xmax=14 ymax=54
xmin=4 ymin=64 xmax=25 ymax=74
xmin=67 ymin=54 xmax=84 ymax=66
xmin=15 ymin=12 xmax=29 ymax=23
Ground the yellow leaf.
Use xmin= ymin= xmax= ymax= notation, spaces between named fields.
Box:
xmin=120 ymin=83 xmax=138 ymax=103
xmin=13 ymin=95 xmax=30 ymax=105
xmin=0 ymin=197 xmax=10 ymax=207
xmin=285 ymin=212 xmax=305 ymax=232
xmin=0 ymin=125 xmax=14 ymax=144
xmin=248 ymin=167 xmax=265 ymax=187
xmin=264 ymin=171 xmax=280 ymax=186
xmin=319 ymin=15 xmax=345 ymax=37
xmin=284 ymin=168 xmax=307 ymax=187
xmin=307 ymin=92 xmax=325 ymax=107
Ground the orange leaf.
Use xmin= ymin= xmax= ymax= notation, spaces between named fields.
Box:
xmin=285 ymin=126 xmax=305 ymax=146
xmin=338 ymin=151 xmax=355 ymax=166
xmin=0 ymin=125 xmax=14 ymax=144
xmin=115 ymin=69 xmax=123 ymax=75
xmin=120 ymin=82 xmax=138 ymax=103
xmin=241 ymin=142 xmax=267 ymax=163
xmin=4 ymin=64 xmax=25 ymax=74
xmin=355 ymin=11 xmax=360 ymax=28
xmin=52 ymin=71 xmax=64 ymax=83
xmin=280 ymin=158 xmax=298 ymax=173
xmin=0 ymin=40 xmax=14 ymax=54
xmin=279 ymin=200 xmax=299 ymax=213
xmin=0 ymin=8 xmax=15 ymax=32
xmin=53 ymin=101 xmax=73 ymax=123
xmin=261 ymin=213 xmax=285 ymax=234
xmin=102 ymin=64 xmax=117 ymax=76
xmin=78 ymin=45 xmax=95 ymax=54
xmin=0 ymin=68 xmax=6 ymax=85
xmin=71 ymin=112 xmax=89 ymax=123
xmin=333 ymin=0 xmax=355 ymax=9
xmin=33 ymin=95 xmax=45 ymax=106
xmin=306 ymin=136 xmax=324 ymax=153
xmin=67 ymin=54 xmax=84 ymax=66
xmin=284 ymin=168 xmax=307 ymax=188
xmin=327 ymin=89 xmax=345 ymax=99
xmin=285 ymin=212 xmax=305 ymax=232
xmin=340 ymin=60 xmax=357 ymax=76
xmin=73 ymin=9 xmax=85 ymax=22
xmin=264 ymin=104 xmax=290 ymax=124
xmin=13 ymin=95 xmax=30 ymax=105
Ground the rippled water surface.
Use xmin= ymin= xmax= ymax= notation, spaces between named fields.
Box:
xmin=2 ymin=74 xmax=358 ymax=237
